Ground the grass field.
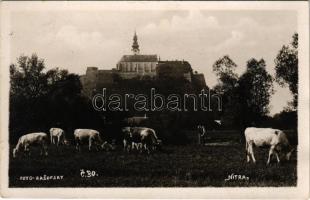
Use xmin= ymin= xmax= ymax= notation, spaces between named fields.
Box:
xmin=9 ymin=140 xmax=297 ymax=187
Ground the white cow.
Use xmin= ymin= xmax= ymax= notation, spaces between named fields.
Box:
xmin=74 ymin=129 xmax=103 ymax=151
xmin=244 ymin=127 xmax=294 ymax=164
xmin=122 ymin=127 xmax=161 ymax=154
xmin=50 ymin=128 xmax=68 ymax=146
xmin=13 ymin=132 xmax=48 ymax=158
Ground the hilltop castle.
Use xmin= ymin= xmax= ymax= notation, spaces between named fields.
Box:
xmin=80 ymin=32 xmax=206 ymax=97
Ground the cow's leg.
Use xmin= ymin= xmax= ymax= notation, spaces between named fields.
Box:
xmin=275 ymin=152 xmax=280 ymax=163
xmin=123 ymin=140 xmax=127 ymax=152
xmin=143 ymin=144 xmax=149 ymax=154
xmin=60 ymin=135 xmax=64 ymax=145
xmin=246 ymin=142 xmax=250 ymax=163
xmin=131 ymin=142 xmax=135 ymax=152
xmin=267 ymin=146 xmax=275 ymax=165
xmin=248 ymin=142 xmax=256 ymax=163
xmin=146 ymin=145 xmax=150 ymax=154
xmin=24 ymin=145 xmax=30 ymax=156
xmin=76 ymin=139 xmax=80 ymax=152
xmin=44 ymin=140 xmax=48 ymax=156
xmin=57 ymin=135 xmax=61 ymax=146
xmin=88 ymin=138 xmax=92 ymax=151
xmin=123 ymin=140 xmax=130 ymax=152
xmin=140 ymin=143 xmax=145 ymax=153
xmin=42 ymin=143 xmax=48 ymax=156
xmin=95 ymin=140 xmax=99 ymax=151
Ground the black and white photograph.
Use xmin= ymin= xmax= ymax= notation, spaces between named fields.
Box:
xmin=0 ymin=1 xmax=309 ymax=198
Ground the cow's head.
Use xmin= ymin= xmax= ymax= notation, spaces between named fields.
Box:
xmin=286 ymin=148 xmax=295 ymax=161
xmin=101 ymin=141 xmax=108 ymax=150
xmin=63 ymin=139 xmax=70 ymax=146
xmin=154 ymin=139 xmax=163 ymax=150
xmin=122 ymin=127 xmax=131 ymax=133
xmin=101 ymin=141 xmax=115 ymax=151
xmin=277 ymin=144 xmax=295 ymax=161
xmin=122 ymin=127 xmax=132 ymax=137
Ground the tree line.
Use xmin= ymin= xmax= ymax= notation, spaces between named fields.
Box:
xmin=212 ymin=33 xmax=298 ymax=130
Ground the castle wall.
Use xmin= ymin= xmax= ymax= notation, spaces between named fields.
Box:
xmin=80 ymin=67 xmax=114 ymax=97
xmin=80 ymin=62 xmax=206 ymax=98
xmin=192 ymin=73 xmax=207 ymax=89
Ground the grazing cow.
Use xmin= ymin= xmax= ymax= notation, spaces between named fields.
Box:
xmin=74 ymin=129 xmax=103 ymax=151
xmin=197 ymin=125 xmax=207 ymax=145
xmin=122 ymin=127 xmax=161 ymax=154
xmin=244 ymin=127 xmax=294 ymax=164
xmin=13 ymin=132 xmax=48 ymax=158
xmin=50 ymin=128 xmax=68 ymax=146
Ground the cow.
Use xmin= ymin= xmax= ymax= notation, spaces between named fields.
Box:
xmin=244 ymin=127 xmax=294 ymax=165
xmin=122 ymin=127 xmax=161 ymax=154
xmin=50 ymin=128 xmax=68 ymax=146
xmin=73 ymin=129 xmax=103 ymax=151
xmin=197 ymin=125 xmax=207 ymax=145
xmin=13 ymin=132 xmax=48 ymax=158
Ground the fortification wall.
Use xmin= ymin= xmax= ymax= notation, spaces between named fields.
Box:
xmin=81 ymin=67 xmax=115 ymax=97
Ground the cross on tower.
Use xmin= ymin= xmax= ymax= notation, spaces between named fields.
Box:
xmin=132 ymin=31 xmax=140 ymax=55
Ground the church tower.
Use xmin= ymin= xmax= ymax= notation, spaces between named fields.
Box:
xmin=131 ymin=31 xmax=140 ymax=55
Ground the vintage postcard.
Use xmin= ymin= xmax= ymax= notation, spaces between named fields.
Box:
xmin=0 ymin=1 xmax=309 ymax=199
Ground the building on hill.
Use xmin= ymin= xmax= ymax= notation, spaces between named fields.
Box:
xmin=192 ymin=72 xmax=207 ymax=89
xmin=80 ymin=32 xmax=207 ymax=97
xmin=116 ymin=31 xmax=158 ymax=79
xmin=156 ymin=60 xmax=193 ymax=82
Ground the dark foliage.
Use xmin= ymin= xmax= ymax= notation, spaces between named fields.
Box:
xmin=275 ymin=33 xmax=298 ymax=109
xmin=9 ymin=54 xmax=103 ymax=143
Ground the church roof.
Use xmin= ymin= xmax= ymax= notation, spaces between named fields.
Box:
xmin=119 ymin=54 xmax=158 ymax=62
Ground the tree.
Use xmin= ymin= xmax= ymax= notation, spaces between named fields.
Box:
xmin=274 ymin=33 xmax=298 ymax=109
xmin=238 ymin=58 xmax=274 ymax=127
xmin=212 ymin=55 xmax=238 ymax=92
xmin=212 ymin=56 xmax=274 ymax=132
xmin=10 ymin=54 xmax=47 ymax=100
xmin=212 ymin=55 xmax=241 ymax=129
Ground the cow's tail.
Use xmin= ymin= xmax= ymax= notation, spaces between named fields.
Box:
xmin=244 ymin=129 xmax=248 ymax=157
xmin=15 ymin=137 xmax=23 ymax=151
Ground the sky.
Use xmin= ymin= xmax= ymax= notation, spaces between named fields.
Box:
xmin=9 ymin=10 xmax=297 ymax=115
